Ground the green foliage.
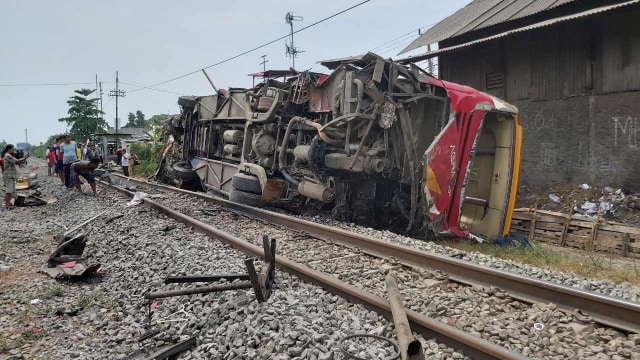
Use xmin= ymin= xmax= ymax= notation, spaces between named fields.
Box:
xmin=58 ymin=88 xmax=107 ymax=143
xmin=30 ymin=144 xmax=47 ymax=158
xmin=131 ymin=141 xmax=164 ymax=176
xmin=145 ymin=114 xmax=168 ymax=131
xmin=126 ymin=112 xmax=136 ymax=127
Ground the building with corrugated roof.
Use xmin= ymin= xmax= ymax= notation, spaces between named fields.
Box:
xmin=400 ymin=0 xmax=640 ymax=188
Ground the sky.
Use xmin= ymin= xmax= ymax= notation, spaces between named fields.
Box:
xmin=0 ymin=0 xmax=468 ymax=145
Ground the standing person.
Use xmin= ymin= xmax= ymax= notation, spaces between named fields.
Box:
xmin=60 ymin=135 xmax=78 ymax=188
xmin=120 ymin=148 xmax=130 ymax=177
xmin=116 ymin=148 xmax=123 ymax=166
xmin=46 ymin=145 xmax=55 ymax=176
xmin=54 ymin=137 xmax=65 ymax=184
xmin=2 ymin=145 xmax=30 ymax=210
xmin=70 ymin=158 xmax=100 ymax=194
xmin=128 ymin=151 xmax=139 ymax=177
xmin=88 ymin=144 xmax=99 ymax=160
xmin=97 ymin=145 xmax=104 ymax=163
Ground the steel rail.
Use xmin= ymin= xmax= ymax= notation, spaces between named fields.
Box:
xmin=107 ymin=174 xmax=640 ymax=333
xmin=103 ymin=181 xmax=527 ymax=360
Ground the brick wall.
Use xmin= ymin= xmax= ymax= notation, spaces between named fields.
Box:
xmin=515 ymin=91 xmax=640 ymax=189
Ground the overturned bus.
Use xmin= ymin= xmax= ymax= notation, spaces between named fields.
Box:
xmin=166 ymin=53 xmax=522 ymax=240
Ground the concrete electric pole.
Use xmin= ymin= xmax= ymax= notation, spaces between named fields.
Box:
xmin=109 ymin=71 xmax=125 ymax=134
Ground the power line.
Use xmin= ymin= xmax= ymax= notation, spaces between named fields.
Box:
xmin=0 ymin=81 xmax=102 ymax=87
xmin=128 ymin=0 xmax=372 ymax=94
xmin=368 ymin=22 xmax=436 ymax=54
xmin=120 ymin=81 xmax=187 ymax=96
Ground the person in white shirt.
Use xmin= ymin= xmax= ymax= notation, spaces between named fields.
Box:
xmin=121 ymin=148 xmax=130 ymax=176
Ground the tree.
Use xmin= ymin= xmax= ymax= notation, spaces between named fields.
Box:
xmin=135 ymin=110 xmax=146 ymax=127
xmin=145 ymin=114 xmax=168 ymax=131
xmin=126 ymin=112 xmax=136 ymax=127
xmin=58 ymin=88 xmax=107 ymax=143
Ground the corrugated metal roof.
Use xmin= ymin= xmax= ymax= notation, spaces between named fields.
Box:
xmin=400 ymin=0 xmax=579 ymax=54
xmin=398 ymin=0 xmax=640 ymax=62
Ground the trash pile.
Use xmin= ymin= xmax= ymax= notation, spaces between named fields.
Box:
xmin=518 ymin=183 xmax=640 ymax=223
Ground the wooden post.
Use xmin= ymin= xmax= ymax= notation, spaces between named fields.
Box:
xmin=385 ymin=274 xmax=424 ymax=360
xmin=621 ymin=233 xmax=630 ymax=257
xmin=528 ymin=201 xmax=539 ymax=242
xmin=589 ymin=208 xmax=602 ymax=252
xmin=560 ymin=209 xmax=572 ymax=247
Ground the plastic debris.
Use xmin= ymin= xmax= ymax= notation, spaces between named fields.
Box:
xmin=494 ymin=235 xmax=531 ymax=248
xmin=533 ymin=323 xmax=545 ymax=331
xmin=580 ymin=183 xmax=591 ymax=189
xmin=581 ymin=201 xmax=598 ymax=214
xmin=127 ymin=192 xmax=148 ymax=207
xmin=603 ymin=186 xmax=615 ymax=194
xmin=549 ymin=194 xmax=561 ymax=204
xmin=0 ymin=265 xmax=13 ymax=272
xmin=30 ymin=299 xmax=41 ymax=305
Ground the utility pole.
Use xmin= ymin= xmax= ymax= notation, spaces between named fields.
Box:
xmin=285 ymin=12 xmax=304 ymax=69
xmin=25 ymin=129 xmax=28 ymax=145
xmin=109 ymin=71 xmax=125 ymax=134
xmin=95 ymin=74 xmax=99 ymax=133
xmin=260 ymin=55 xmax=269 ymax=72
xmin=99 ymin=82 xmax=103 ymax=118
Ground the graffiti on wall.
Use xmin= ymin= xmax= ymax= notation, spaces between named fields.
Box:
xmin=520 ymin=103 xmax=586 ymax=132
xmin=612 ymin=116 xmax=639 ymax=149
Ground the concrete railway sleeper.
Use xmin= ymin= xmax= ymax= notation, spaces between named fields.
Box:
xmin=102 ymin=181 xmax=526 ymax=360
xmin=108 ymin=173 xmax=640 ymax=334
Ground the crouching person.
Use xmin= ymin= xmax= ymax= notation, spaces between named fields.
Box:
xmin=70 ymin=158 xmax=100 ymax=194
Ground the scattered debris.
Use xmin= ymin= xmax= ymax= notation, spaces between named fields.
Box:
xmin=127 ymin=192 xmax=147 ymax=206
xmin=30 ymin=299 xmax=41 ymax=305
xmin=0 ymin=264 xmax=13 ymax=272
xmin=54 ymin=308 xmax=80 ymax=317
xmin=40 ymin=234 xmax=101 ymax=279
xmin=145 ymin=237 xmax=275 ymax=302
xmin=55 ymin=210 xmax=109 ymax=241
xmin=142 ymin=336 xmax=197 ymax=360
xmin=160 ymin=224 xmax=177 ymax=232
xmin=533 ymin=323 xmax=544 ymax=331
xmin=104 ymin=214 xmax=124 ymax=224
xmin=519 ymin=183 xmax=640 ymax=223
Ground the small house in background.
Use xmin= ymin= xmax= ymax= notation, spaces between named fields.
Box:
xmin=95 ymin=126 xmax=150 ymax=156
xmin=400 ymin=0 xmax=640 ymax=188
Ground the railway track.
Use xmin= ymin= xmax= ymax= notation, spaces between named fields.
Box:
xmin=107 ymin=174 xmax=640 ymax=335
xmin=102 ymin=179 xmax=525 ymax=360
xmin=101 ymin=174 xmax=640 ymax=358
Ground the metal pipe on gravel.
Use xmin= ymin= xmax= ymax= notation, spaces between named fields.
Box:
xmin=102 ymin=181 xmax=528 ymax=360
xmin=107 ymin=174 xmax=640 ymax=333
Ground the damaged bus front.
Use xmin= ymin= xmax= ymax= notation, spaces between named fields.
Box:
xmin=165 ymin=53 xmax=522 ymax=240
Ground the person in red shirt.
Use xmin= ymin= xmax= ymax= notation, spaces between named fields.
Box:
xmin=46 ymin=143 xmax=56 ymax=176
xmin=53 ymin=136 xmax=65 ymax=184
